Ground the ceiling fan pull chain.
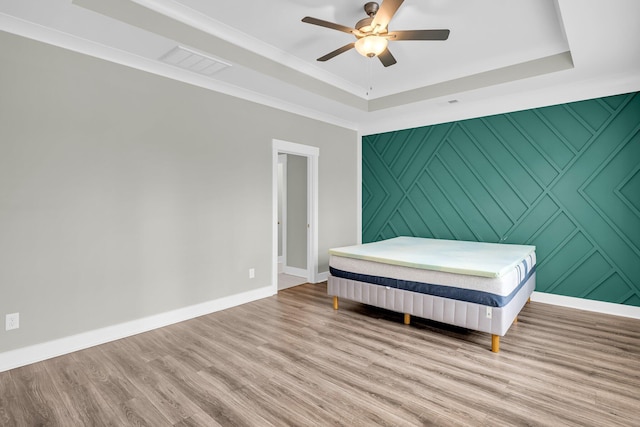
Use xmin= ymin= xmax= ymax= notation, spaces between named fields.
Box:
xmin=367 ymin=58 xmax=374 ymax=97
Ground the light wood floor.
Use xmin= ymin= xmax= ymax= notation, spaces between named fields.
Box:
xmin=1 ymin=283 xmax=639 ymax=426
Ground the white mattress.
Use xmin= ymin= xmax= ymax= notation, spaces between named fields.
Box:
xmin=329 ymin=236 xmax=536 ymax=278
xmin=330 ymin=251 xmax=536 ymax=297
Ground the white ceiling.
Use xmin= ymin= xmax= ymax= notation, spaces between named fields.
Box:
xmin=1 ymin=0 xmax=639 ymax=134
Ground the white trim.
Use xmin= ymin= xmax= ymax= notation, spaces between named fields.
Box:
xmin=531 ymin=291 xmax=640 ymax=320
xmin=282 ymin=266 xmax=308 ymax=278
xmin=359 ymin=72 xmax=640 ymax=136
xmin=307 ymin=153 xmax=319 ymax=283
xmin=0 ymin=285 xmax=274 ymax=373
xmin=130 ymin=0 xmax=364 ymax=97
xmin=272 ymin=139 xmax=320 ymax=290
xmin=316 ymin=271 xmax=330 ymax=283
xmin=0 ymin=13 xmax=358 ymax=131
xmin=3 ymin=287 xmax=636 ymax=373
xmin=273 ymin=139 xmax=320 ymax=157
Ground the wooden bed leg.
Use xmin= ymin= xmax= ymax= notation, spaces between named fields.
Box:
xmin=491 ymin=335 xmax=500 ymax=353
xmin=513 ymin=316 xmax=518 ymax=325
xmin=527 ymin=297 xmax=531 ymax=304
xmin=333 ymin=296 xmax=338 ymax=310
xmin=404 ymin=313 xmax=411 ymax=325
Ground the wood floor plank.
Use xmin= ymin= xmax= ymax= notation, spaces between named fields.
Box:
xmin=118 ymin=396 xmax=171 ymax=427
xmin=2 ymin=282 xmax=639 ymax=426
xmin=172 ymin=412 xmax=223 ymax=427
xmin=8 ymin=361 xmax=72 ymax=425
xmin=0 ymin=369 xmax=25 ymax=426
xmin=44 ymin=356 xmax=109 ymax=426
xmin=150 ymin=354 xmax=269 ymax=426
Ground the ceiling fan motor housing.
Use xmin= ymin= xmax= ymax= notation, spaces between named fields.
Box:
xmin=357 ymin=3 xmax=388 ymax=36
xmin=364 ymin=2 xmax=379 ymax=16
xmin=356 ymin=17 xmax=374 ymax=34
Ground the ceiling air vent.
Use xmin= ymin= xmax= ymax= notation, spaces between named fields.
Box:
xmin=159 ymin=46 xmax=230 ymax=76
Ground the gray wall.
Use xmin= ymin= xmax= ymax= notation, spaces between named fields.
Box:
xmin=0 ymin=32 xmax=358 ymax=353
xmin=286 ymin=155 xmax=307 ymax=270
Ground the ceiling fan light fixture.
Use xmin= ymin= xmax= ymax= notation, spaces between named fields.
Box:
xmin=354 ymin=35 xmax=388 ymax=57
xmin=302 ymin=1 xmax=451 ymax=66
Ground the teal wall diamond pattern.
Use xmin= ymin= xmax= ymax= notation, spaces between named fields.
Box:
xmin=363 ymin=92 xmax=640 ymax=307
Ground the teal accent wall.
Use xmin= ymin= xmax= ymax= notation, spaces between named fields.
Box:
xmin=363 ymin=92 xmax=640 ymax=307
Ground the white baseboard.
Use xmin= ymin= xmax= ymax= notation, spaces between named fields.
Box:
xmin=4 ymin=287 xmax=635 ymax=373
xmin=531 ymin=291 xmax=640 ymax=320
xmin=282 ymin=266 xmax=307 ymax=278
xmin=316 ymin=271 xmax=329 ymax=283
xmin=0 ymin=285 xmax=275 ymax=373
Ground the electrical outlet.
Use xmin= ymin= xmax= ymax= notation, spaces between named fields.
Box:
xmin=249 ymin=268 xmax=255 ymax=279
xmin=486 ymin=306 xmax=492 ymax=319
xmin=6 ymin=313 xmax=19 ymax=331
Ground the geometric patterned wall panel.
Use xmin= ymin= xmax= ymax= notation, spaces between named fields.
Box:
xmin=363 ymin=92 xmax=640 ymax=306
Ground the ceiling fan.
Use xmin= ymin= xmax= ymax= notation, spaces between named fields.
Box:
xmin=302 ymin=0 xmax=450 ymax=67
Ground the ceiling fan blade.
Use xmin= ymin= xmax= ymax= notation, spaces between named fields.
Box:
xmin=377 ymin=48 xmax=397 ymax=67
xmin=387 ymin=29 xmax=450 ymax=41
xmin=371 ymin=0 xmax=404 ymax=30
xmin=302 ymin=17 xmax=358 ymax=35
xmin=317 ymin=43 xmax=356 ymax=61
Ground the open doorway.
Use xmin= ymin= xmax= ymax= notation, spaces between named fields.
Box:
xmin=277 ymin=153 xmax=307 ymax=289
xmin=272 ymin=140 xmax=319 ymax=293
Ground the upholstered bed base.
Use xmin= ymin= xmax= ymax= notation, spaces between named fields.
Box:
xmin=328 ymin=271 xmax=535 ymax=352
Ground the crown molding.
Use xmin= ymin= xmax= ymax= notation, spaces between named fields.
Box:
xmin=0 ymin=12 xmax=359 ymax=130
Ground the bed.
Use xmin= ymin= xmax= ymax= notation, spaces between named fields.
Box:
xmin=328 ymin=237 xmax=536 ymax=352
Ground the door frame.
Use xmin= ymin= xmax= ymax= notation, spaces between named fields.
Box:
xmin=272 ymin=139 xmax=319 ymax=293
